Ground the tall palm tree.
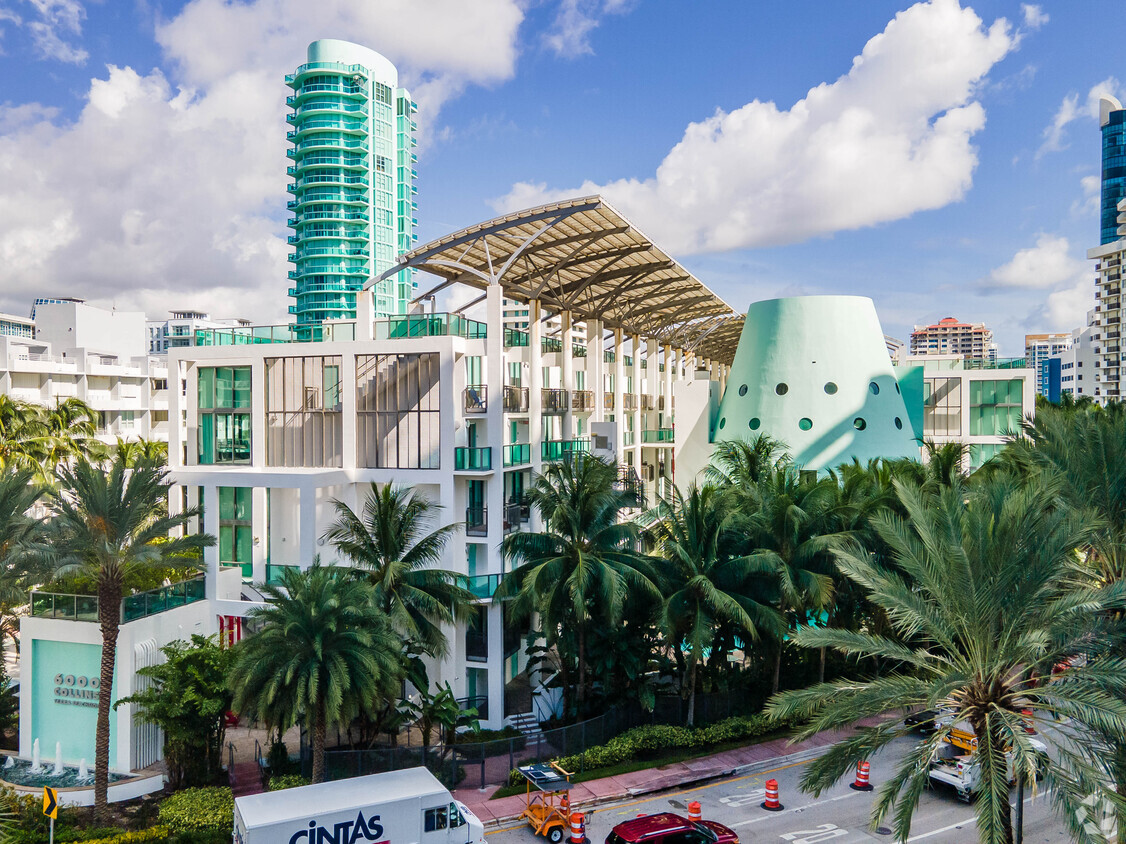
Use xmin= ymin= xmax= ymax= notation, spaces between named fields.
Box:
xmin=646 ymin=482 xmax=782 ymax=725
xmin=113 ymin=437 xmax=168 ymax=468
xmin=499 ymin=454 xmax=659 ymax=715
xmin=322 ymin=483 xmax=475 ymax=658
xmin=0 ymin=397 xmax=45 ymax=475
xmin=47 ymin=454 xmax=211 ymax=820
xmin=739 ymin=467 xmax=848 ymax=693
xmin=705 ymin=434 xmax=790 ymax=489
xmin=228 ymin=564 xmax=402 ymax=782
xmin=766 ymin=474 xmax=1126 ymax=844
xmin=0 ymin=467 xmax=49 ymax=656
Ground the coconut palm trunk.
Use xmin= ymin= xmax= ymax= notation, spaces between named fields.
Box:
xmin=312 ymin=700 xmax=327 ymax=784
xmin=94 ymin=581 xmax=121 ymax=818
xmin=686 ymin=652 xmax=698 ymax=727
xmin=577 ymin=622 xmax=586 ymax=710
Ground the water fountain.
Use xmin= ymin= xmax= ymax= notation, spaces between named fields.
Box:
xmin=28 ymin=739 xmax=41 ymax=773
xmin=77 ymin=759 xmax=89 ymax=782
xmin=51 ymin=742 xmax=63 ymax=777
xmin=3 ymin=756 xmax=13 ymax=769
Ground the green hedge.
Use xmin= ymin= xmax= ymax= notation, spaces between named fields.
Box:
xmin=509 ymin=714 xmax=800 ymax=785
xmin=158 ymin=787 xmax=233 ymax=833
xmin=268 ymin=774 xmax=311 ymax=791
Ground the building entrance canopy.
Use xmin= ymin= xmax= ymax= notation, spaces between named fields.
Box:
xmin=369 ymin=195 xmax=744 ymax=364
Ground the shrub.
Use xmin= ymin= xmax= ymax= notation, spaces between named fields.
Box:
xmin=158 ymin=787 xmax=234 ymax=833
xmin=268 ymin=774 xmax=311 ymax=791
xmin=451 ymin=726 xmax=523 ymax=745
xmin=78 ymin=827 xmax=172 ymax=844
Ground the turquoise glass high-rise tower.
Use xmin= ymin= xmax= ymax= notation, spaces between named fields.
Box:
xmin=286 ymin=39 xmax=418 ymax=326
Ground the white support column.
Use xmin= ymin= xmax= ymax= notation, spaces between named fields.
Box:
xmin=487 ymin=603 xmax=506 ymax=729
xmin=251 ymin=358 xmax=267 ymax=467
xmin=202 ymin=484 xmax=220 ymax=602
xmin=663 ymin=344 xmax=673 ymax=428
xmin=613 ymin=329 xmax=625 ymax=465
xmin=589 ymin=318 xmax=604 ymax=423
xmin=561 ymin=310 xmax=574 ymax=440
xmin=341 ymin=352 xmax=358 ymax=470
xmin=298 ymin=482 xmax=317 ymax=568
xmin=485 ymin=285 xmax=506 ymax=548
xmin=355 ymin=289 xmax=375 ymax=342
xmin=528 ymin=299 xmax=544 ymax=530
xmin=631 ymin=334 xmax=643 ymax=469
xmin=646 ymin=337 xmax=659 ymax=427
xmin=252 ymin=486 xmax=268 ymax=584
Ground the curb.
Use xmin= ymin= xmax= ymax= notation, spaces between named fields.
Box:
xmin=480 ymin=745 xmax=827 ymax=830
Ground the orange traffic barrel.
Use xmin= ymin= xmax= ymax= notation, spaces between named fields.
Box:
xmin=762 ymin=778 xmax=783 ymax=811
xmin=850 ymin=761 xmax=874 ymax=791
xmin=687 ymin=801 xmax=701 ymax=822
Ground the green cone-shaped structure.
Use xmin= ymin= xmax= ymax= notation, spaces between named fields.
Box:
xmin=715 ymin=295 xmax=917 ymax=470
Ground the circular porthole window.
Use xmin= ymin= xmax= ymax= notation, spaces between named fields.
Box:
xmin=853 ymin=418 xmax=866 ymax=430
xmin=799 ymin=418 xmax=813 ymax=431
xmin=749 ymin=418 xmax=761 ymax=430
xmin=738 ymin=384 xmax=748 ymax=397
xmin=869 ymin=382 xmax=880 ymax=395
xmin=776 ymin=383 xmax=789 ymax=396
xmin=824 ymin=382 xmax=838 ymax=395
xmin=894 ymin=417 xmax=903 ymax=429
xmin=719 ymin=417 xmax=727 ymax=429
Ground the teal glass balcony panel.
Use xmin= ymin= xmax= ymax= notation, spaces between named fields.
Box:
xmin=266 ymin=564 xmax=300 ymax=585
xmin=542 ymin=438 xmax=591 ymax=461
xmin=455 ymin=446 xmax=492 ymax=471
xmin=294 ymin=136 xmax=370 ymax=153
xmin=604 ymin=350 xmax=616 ymax=363
xmin=624 ymin=355 xmax=634 ymax=367
xmin=572 ymin=343 xmax=587 ymax=358
xmin=463 ymin=573 xmax=503 ymax=600
xmin=642 ymin=428 xmax=675 ymax=443
xmin=194 ymin=322 xmax=356 ymax=346
xmin=503 ymin=443 xmax=530 ymax=466
xmin=288 ymin=118 xmax=368 ymax=137
xmin=373 ymin=313 xmax=486 ymax=340
xmin=292 ymin=174 xmax=370 ymax=189
xmin=290 ymin=100 xmax=369 ymax=118
xmin=465 ymin=506 xmax=488 ymax=537
xmin=288 ymin=61 xmax=371 ymax=83
xmin=30 ymin=575 xmax=205 ymax=624
xmin=541 ymin=337 xmax=563 ymax=353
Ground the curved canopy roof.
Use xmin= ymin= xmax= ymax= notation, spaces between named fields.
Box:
xmin=369 ymin=195 xmax=744 ymax=364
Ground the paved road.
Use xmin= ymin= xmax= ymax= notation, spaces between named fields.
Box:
xmin=486 ymin=735 xmax=1073 ymax=844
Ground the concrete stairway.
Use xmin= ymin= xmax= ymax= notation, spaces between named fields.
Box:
xmin=230 ymin=759 xmax=265 ymax=798
xmin=507 ymin=712 xmax=545 ymax=747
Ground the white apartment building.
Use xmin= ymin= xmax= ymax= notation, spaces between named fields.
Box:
xmin=147 ymin=311 xmax=251 ymax=355
xmin=1089 ymin=231 xmax=1125 ymax=403
xmin=0 ymin=300 xmax=170 ymax=442
xmin=910 ymin=316 xmax=997 ymax=361
xmin=168 ymin=198 xmax=741 ymax=726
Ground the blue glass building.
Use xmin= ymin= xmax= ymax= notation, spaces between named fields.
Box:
xmin=1101 ymin=96 xmax=1126 ymax=245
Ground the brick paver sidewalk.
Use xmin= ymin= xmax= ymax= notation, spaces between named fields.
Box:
xmin=454 ymin=716 xmax=883 ymax=827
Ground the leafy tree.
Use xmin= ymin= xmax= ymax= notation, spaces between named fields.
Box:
xmin=645 ymin=482 xmax=782 ymax=725
xmin=322 ymin=483 xmax=475 ymax=658
xmin=766 ymin=474 xmax=1126 ymax=844
xmin=46 ymin=454 xmax=211 ymax=820
xmin=500 ymin=454 xmax=659 ymax=716
xmin=706 ymin=434 xmax=790 ymax=489
xmin=0 ymin=467 xmax=49 ymax=655
xmin=115 ymin=634 xmax=234 ymax=789
xmin=228 ymin=563 xmax=402 ymax=782
xmin=401 ymin=682 xmax=479 ymax=749
xmin=113 ymin=438 xmax=169 ymax=468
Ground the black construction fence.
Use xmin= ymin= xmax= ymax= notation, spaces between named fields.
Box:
xmin=304 ymin=691 xmax=755 ymax=790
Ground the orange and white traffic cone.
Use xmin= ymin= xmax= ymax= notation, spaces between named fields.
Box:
xmin=850 ymin=761 xmax=873 ymax=791
xmin=687 ymin=801 xmax=702 ymax=822
xmin=761 ymin=778 xmax=784 ymax=811
xmin=570 ymin=812 xmax=587 ymax=844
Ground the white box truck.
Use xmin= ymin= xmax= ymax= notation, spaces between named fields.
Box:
xmin=233 ymin=766 xmax=487 ymax=844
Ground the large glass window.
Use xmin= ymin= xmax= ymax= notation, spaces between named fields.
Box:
xmin=356 ymin=353 xmax=440 ymax=468
xmin=197 ymin=366 xmax=251 ymax=464
xmin=265 ymin=356 xmax=343 ymax=468
xmin=219 ymin=487 xmax=252 ymax=579
xmin=969 ymin=379 xmax=1023 ymax=436
xmin=923 ymin=377 xmax=961 ymax=436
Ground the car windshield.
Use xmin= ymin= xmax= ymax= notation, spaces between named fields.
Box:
xmin=692 ymin=823 xmax=718 ymax=842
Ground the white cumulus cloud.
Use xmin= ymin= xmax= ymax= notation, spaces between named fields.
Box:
xmin=495 ymin=0 xmax=1017 ymax=254
xmin=988 ymin=233 xmax=1085 ymax=290
xmin=543 ymin=0 xmax=634 ymax=57
xmin=20 ymin=0 xmax=87 ymax=63
xmin=1020 ymin=4 xmax=1048 ymax=29
xmin=1038 ymin=76 xmax=1124 ymax=157
xmin=0 ymin=0 xmax=526 ymax=322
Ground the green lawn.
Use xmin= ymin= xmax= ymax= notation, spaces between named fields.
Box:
xmin=489 ymin=727 xmax=794 ymax=800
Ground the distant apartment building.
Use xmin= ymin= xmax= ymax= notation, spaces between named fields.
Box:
xmin=1100 ymin=96 xmax=1126 ymax=246
xmin=286 ymin=39 xmax=418 ymax=328
xmin=1025 ymin=333 xmax=1073 ymax=397
xmin=148 ymin=311 xmax=251 ymax=354
xmin=1088 ymin=240 xmax=1124 ymax=401
xmin=884 ymin=335 xmax=905 ymax=362
xmin=910 ymin=317 xmax=997 ymax=361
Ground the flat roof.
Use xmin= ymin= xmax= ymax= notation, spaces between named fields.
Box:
xmin=236 ymin=766 xmax=447 ymax=829
xmin=371 ymin=195 xmax=744 ymax=365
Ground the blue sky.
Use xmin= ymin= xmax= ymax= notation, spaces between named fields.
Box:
xmin=0 ymin=0 xmax=1121 ymax=354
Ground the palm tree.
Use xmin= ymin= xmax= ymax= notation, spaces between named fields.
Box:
xmin=499 ymin=454 xmax=659 ymax=715
xmin=766 ymin=474 xmax=1126 ymax=844
xmin=0 ymin=467 xmax=49 ymax=656
xmin=705 ymin=434 xmax=790 ymax=489
xmin=0 ymin=397 xmax=45 ymax=475
xmin=321 ymin=483 xmax=475 ymax=658
xmin=47 ymin=454 xmax=211 ymax=820
xmin=646 ymin=483 xmax=782 ymax=725
xmin=739 ymin=467 xmax=848 ymax=693
xmin=113 ymin=437 xmax=169 ymax=468
xmin=228 ymin=563 xmax=402 ymax=782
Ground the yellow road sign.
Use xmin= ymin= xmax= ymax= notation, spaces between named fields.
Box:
xmin=43 ymin=786 xmax=58 ymax=819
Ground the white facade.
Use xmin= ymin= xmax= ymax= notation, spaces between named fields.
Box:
xmin=1089 ymin=237 xmax=1125 ymax=403
xmin=33 ymin=299 xmax=147 ymax=362
xmin=1025 ymin=332 xmax=1073 ymax=397
xmin=910 ymin=317 xmax=997 ymax=362
xmin=147 ymin=311 xmax=250 ymax=355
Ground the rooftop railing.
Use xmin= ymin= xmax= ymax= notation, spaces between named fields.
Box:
xmin=194 ymin=313 xmax=486 ymax=347
xmin=30 ymin=574 xmax=206 ymax=624
xmin=542 ymin=438 xmax=590 ymax=461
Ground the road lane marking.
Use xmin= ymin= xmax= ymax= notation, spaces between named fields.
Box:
xmin=904 ymin=787 xmax=1054 ymax=842
xmin=730 ymin=790 xmax=866 ymax=827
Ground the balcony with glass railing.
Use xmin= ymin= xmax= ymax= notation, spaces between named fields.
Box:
xmin=454 ymin=447 xmax=492 ymax=471
xmin=30 ymin=574 xmax=206 ymax=624
xmin=542 ymin=389 xmax=568 ymax=413
xmin=465 ymin=506 xmax=488 ymax=537
xmin=503 ymin=385 xmax=530 ymax=413
xmin=504 ymin=327 xmax=529 ymax=348
xmin=503 ymin=443 xmax=530 ymax=467
xmin=286 ymin=61 xmax=371 ymax=83
xmin=463 ymin=573 xmax=504 ymax=600
xmin=642 ymin=428 xmax=675 ymax=444
xmin=464 ymin=385 xmax=487 ymax=413
xmin=571 ymin=390 xmax=594 ymax=412
xmin=542 ymin=438 xmax=590 ymax=461
xmin=541 ymin=337 xmax=563 ymax=354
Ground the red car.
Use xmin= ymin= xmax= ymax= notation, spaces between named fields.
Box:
xmin=606 ymin=813 xmax=739 ymax=844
